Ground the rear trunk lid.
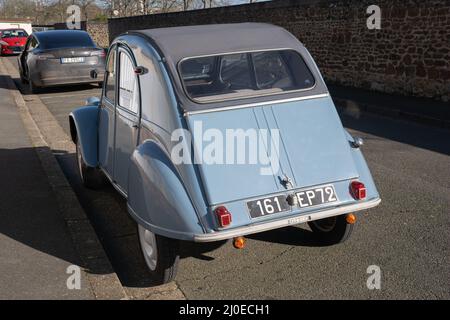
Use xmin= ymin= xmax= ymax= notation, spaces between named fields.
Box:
xmin=186 ymin=96 xmax=359 ymax=205
xmin=39 ymin=47 xmax=101 ymax=59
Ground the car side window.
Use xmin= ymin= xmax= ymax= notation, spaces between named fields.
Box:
xmin=104 ymin=48 xmax=116 ymax=103
xmin=28 ymin=37 xmax=37 ymax=51
xmin=118 ymin=51 xmax=139 ymax=114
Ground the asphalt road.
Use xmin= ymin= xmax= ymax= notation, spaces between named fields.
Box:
xmin=6 ymin=56 xmax=450 ymax=299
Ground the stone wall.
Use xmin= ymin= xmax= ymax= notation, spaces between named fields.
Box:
xmin=53 ymin=22 xmax=109 ymax=48
xmin=86 ymin=23 xmax=109 ymax=48
xmin=108 ymin=0 xmax=450 ymax=102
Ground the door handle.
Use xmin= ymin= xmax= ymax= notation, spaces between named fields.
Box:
xmin=132 ymin=124 xmax=139 ymax=129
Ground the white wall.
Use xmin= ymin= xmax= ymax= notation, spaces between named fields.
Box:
xmin=0 ymin=23 xmax=33 ymax=35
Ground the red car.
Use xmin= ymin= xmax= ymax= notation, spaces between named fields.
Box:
xmin=0 ymin=28 xmax=28 ymax=55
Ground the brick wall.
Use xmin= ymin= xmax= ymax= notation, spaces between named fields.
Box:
xmin=108 ymin=0 xmax=449 ymax=101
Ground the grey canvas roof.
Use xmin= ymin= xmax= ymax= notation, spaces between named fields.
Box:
xmin=133 ymin=23 xmax=303 ymax=62
xmin=125 ymin=23 xmax=328 ymax=111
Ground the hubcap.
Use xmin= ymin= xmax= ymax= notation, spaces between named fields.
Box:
xmin=138 ymin=225 xmax=158 ymax=271
xmin=312 ymin=217 xmax=337 ymax=232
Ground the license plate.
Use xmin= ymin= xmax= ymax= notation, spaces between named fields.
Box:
xmin=61 ymin=57 xmax=85 ymax=64
xmin=296 ymin=185 xmax=338 ymax=208
xmin=247 ymin=195 xmax=290 ymax=218
xmin=246 ymin=185 xmax=338 ymax=219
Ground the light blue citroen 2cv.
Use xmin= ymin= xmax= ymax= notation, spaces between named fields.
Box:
xmin=69 ymin=23 xmax=381 ymax=284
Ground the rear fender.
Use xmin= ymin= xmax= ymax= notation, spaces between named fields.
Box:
xmin=127 ymin=140 xmax=204 ymax=240
xmin=343 ymin=130 xmax=379 ymax=200
xmin=69 ymin=105 xmax=99 ymax=168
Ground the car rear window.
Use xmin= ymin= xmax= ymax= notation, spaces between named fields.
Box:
xmin=39 ymin=32 xmax=95 ymax=49
xmin=1 ymin=29 xmax=28 ymax=38
xmin=179 ymin=50 xmax=315 ymax=103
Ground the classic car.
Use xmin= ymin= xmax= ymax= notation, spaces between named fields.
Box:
xmin=18 ymin=30 xmax=105 ymax=93
xmin=69 ymin=23 xmax=381 ymax=284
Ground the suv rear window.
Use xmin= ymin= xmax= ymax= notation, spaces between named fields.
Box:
xmin=39 ymin=32 xmax=95 ymax=49
xmin=179 ymin=50 xmax=315 ymax=103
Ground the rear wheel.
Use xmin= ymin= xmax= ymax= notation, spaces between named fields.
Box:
xmin=138 ymin=225 xmax=180 ymax=285
xmin=76 ymin=137 xmax=105 ymax=189
xmin=28 ymin=79 xmax=41 ymax=94
xmin=20 ymin=73 xmax=27 ymax=84
xmin=308 ymin=214 xmax=354 ymax=245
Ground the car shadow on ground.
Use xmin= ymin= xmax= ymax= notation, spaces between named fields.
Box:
xmin=0 ymin=144 xmax=345 ymax=288
xmin=337 ymin=104 xmax=450 ymax=156
xmin=0 ymin=147 xmax=101 ymax=275
xmin=55 ymin=150 xmax=234 ymax=287
xmin=246 ymin=226 xmax=330 ymax=247
xmin=56 ymin=150 xmax=332 ymax=287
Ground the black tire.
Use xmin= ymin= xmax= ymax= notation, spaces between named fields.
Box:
xmin=76 ymin=137 xmax=105 ymax=189
xmin=138 ymin=225 xmax=180 ymax=285
xmin=19 ymin=70 xmax=28 ymax=84
xmin=308 ymin=214 xmax=354 ymax=245
xmin=28 ymin=79 xmax=41 ymax=94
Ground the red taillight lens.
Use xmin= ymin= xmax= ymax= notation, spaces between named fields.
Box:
xmin=215 ymin=206 xmax=232 ymax=228
xmin=37 ymin=53 xmax=53 ymax=60
xmin=90 ymin=50 xmax=106 ymax=57
xmin=350 ymin=181 xmax=366 ymax=200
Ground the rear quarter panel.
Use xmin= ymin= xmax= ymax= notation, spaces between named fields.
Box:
xmin=127 ymin=135 xmax=205 ymax=240
xmin=69 ymin=105 xmax=99 ymax=167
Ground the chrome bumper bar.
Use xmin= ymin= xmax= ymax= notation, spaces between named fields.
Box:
xmin=194 ymin=198 xmax=381 ymax=242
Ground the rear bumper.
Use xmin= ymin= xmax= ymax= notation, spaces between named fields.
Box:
xmin=30 ymin=59 xmax=105 ymax=87
xmin=1 ymin=47 xmax=22 ymax=55
xmin=35 ymin=74 xmax=104 ymax=87
xmin=193 ymin=197 xmax=381 ymax=242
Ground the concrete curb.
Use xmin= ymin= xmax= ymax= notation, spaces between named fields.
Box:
xmin=0 ymin=58 xmax=128 ymax=300
xmin=333 ymin=97 xmax=450 ymax=130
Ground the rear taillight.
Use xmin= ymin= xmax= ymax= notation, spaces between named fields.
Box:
xmin=37 ymin=53 xmax=53 ymax=60
xmin=350 ymin=181 xmax=366 ymax=200
xmin=215 ymin=206 xmax=232 ymax=228
xmin=90 ymin=50 xmax=106 ymax=58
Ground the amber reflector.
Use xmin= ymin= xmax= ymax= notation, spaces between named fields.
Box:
xmin=233 ymin=237 xmax=246 ymax=249
xmin=346 ymin=213 xmax=357 ymax=224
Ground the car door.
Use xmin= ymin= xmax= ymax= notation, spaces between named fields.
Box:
xmin=98 ymin=44 xmax=117 ymax=178
xmin=20 ymin=36 xmax=36 ymax=79
xmin=19 ymin=37 xmax=30 ymax=76
xmin=113 ymin=46 xmax=140 ymax=194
